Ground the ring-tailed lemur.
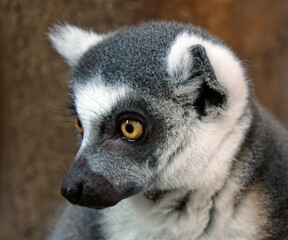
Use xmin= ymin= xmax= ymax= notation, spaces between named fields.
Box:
xmin=47 ymin=22 xmax=288 ymax=240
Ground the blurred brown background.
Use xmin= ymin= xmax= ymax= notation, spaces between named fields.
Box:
xmin=0 ymin=0 xmax=288 ymax=239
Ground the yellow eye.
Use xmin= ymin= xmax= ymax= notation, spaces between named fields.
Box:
xmin=121 ymin=120 xmax=143 ymax=141
xmin=75 ymin=118 xmax=83 ymax=133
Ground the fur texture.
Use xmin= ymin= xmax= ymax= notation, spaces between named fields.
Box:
xmin=47 ymin=21 xmax=288 ymax=240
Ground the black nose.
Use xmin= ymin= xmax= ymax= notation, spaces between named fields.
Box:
xmin=61 ymin=181 xmax=82 ymax=204
xmin=62 ymin=173 xmax=122 ymax=209
xmin=61 ymin=159 xmax=123 ymax=209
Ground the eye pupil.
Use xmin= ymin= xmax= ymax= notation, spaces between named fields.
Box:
xmin=125 ymin=124 xmax=134 ymax=133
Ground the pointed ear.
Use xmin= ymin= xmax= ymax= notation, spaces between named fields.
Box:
xmin=48 ymin=24 xmax=105 ymax=66
xmin=170 ymin=44 xmax=228 ymax=118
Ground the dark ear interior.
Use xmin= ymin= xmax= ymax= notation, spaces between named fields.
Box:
xmin=193 ymin=81 xmax=228 ymax=117
xmin=176 ymin=44 xmax=228 ymax=118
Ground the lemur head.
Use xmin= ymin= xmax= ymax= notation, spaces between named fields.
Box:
xmin=49 ymin=22 xmax=249 ymax=209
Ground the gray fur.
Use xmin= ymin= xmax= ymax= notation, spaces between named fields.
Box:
xmin=47 ymin=21 xmax=288 ymax=240
xmin=47 ymin=204 xmax=104 ymax=240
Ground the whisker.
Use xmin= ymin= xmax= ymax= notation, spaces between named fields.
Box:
xmin=103 ymin=208 xmax=120 ymax=223
xmin=118 ymin=202 xmax=143 ymax=219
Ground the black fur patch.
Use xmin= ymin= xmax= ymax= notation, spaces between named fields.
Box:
xmin=174 ymin=192 xmax=190 ymax=212
xmin=188 ymin=45 xmax=228 ymax=117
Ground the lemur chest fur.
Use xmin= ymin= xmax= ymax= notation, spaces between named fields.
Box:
xmin=101 ymin=185 xmax=267 ymax=240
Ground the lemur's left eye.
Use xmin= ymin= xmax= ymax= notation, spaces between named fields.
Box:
xmin=120 ymin=120 xmax=143 ymax=141
xmin=75 ymin=118 xmax=83 ymax=133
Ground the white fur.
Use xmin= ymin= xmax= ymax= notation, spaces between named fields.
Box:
xmin=74 ymin=79 xmax=128 ymax=153
xmin=48 ymin=24 xmax=105 ymax=66
xmin=102 ymin=182 xmax=266 ymax=240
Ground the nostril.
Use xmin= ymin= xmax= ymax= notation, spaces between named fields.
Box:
xmin=61 ymin=182 xmax=83 ymax=204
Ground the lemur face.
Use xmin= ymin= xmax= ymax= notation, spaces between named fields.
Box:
xmin=63 ymin=82 xmax=167 ymax=208
xmin=49 ymin=22 xmax=248 ymax=209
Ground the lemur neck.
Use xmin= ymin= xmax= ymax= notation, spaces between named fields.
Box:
xmin=121 ymin=187 xmax=215 ymax=239
xmin=121 ymin=160 xmax=252 ymax=239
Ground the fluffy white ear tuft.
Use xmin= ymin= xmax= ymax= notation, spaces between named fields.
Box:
xmin=48 ymin=24 xmax=104 ymax=66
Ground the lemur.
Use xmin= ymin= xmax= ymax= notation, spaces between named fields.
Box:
xmin=47 ymin=21 xmax=288 ymax=240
